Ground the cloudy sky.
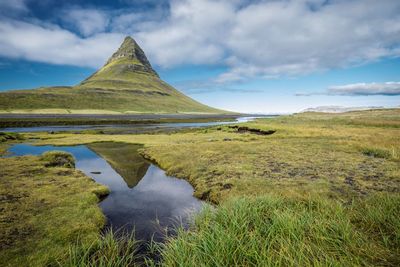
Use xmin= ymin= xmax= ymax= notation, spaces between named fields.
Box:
xmin=0 ymin=0 xmax=399 ymax=113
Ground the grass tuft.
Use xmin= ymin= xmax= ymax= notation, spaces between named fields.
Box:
xmin=0 ymin=131 xmax=24 ymax=142
xmin=154 ymin=194 xmax=400 ymax=266
xmin=361 ymin=147 xmax=392 ymax=159
xmin=351 ymin=194 xmax=400 ymax=252
xmin=41 ymin=150 xmax=76 ymax=168
xmin=61 ymin=230 xmax=140 ymax=267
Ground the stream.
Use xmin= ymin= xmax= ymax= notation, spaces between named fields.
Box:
xmin=7 ymin=143 xmax=203 ymax=242
xmin=3 ymin=116 xmax=273 ymax=243
xmin=1 ymin=116 xmax=270 ymax=133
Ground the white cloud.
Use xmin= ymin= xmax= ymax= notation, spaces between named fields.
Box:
xmin=296 ymin=81 xmax=400 ymax=96
xmin=0 ymin=0 xmax=399 ymax=80
xmin=217 ymin=0 xmax=400 ymax=81
xmin=135 ymin=0 xmax=235 ymax=67
xmin=0 ymin=19 xmax=124 ymax=67
xmin=61 ymin=8 xmax=110 ymax=37
xmin=328 ymin=82 xmax=400 ymax=96
xmin=134 ymin=0 xmax=400 ymax=80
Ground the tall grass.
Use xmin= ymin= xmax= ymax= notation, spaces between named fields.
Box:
xmin=350 ymin=194 xmax=400 ymax=260
xmin=0 ymin=131 xmax=24 ymax=142
xmin=361 ymin=147 xmax=392 ymax=159
xmin=152 ymin=194 xmax=400 ymax=266
xmin=61 ymin=230 xmax=140 ymax=267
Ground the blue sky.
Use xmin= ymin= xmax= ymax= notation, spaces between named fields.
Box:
xmin=0 ymin=0 xmax=399 ymax=113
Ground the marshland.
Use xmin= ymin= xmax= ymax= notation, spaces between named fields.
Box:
xmin=1 ymin=109 xmax=399 ymax=266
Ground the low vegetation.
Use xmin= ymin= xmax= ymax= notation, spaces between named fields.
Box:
xmin=0 ymin=131 xmax=24 ymax=143
xmin=28 ymin=109 xmax=399 ymax=203
xmin=63 ymin=230 xmax=140 ymax=267
xmin=152 ymin=193 xmax=400 ymax=266
xmin=0 ymin=151 xmax=109 ymax=267
xmin=1 ymin=108 xmax=399 ymax=266
xmin=41 ymin=151 xmax=76 ymax=168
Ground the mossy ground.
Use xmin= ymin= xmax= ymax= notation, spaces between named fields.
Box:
xmin=27 ymin=109 xmax=400 ymax=203
xmin=1 ymin=109 xmax=399 ymax=266
xmin=0 ymin=148 xmax=109 ymax=267
xmin=0 ymin=132 xmax=24 ymax=143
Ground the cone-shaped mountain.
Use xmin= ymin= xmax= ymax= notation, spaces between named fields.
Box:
xmin=0 ymin=36 xmax=226 ymax=114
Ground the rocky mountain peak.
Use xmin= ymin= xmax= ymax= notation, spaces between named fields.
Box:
xmin=104 ymin=36 xmax=158 ymax=76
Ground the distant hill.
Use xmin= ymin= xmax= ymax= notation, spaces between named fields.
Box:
xmin=301 ymin=106 xmax=385 ymax=113
xmin=0 ymin=37 xmax=227 ymax=114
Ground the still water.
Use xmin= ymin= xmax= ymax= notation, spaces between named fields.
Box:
xmin=1 ymin=116 xmax=270 ymax=133
xmin=7 ymin=143 xmax=203 ymax=242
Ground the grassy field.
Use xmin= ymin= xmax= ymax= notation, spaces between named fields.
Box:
xmin=0 ymin=148 xmax=109 ymax=266
xmin=0 ymin=84 xmax=224 ymax=114
xmin=1 ymin=108 xmax=399 ymax=266
xmin=26 ymin=109 xmax=400 ymax=203
xmin=153 ymin=193 xmax=400 ymax=266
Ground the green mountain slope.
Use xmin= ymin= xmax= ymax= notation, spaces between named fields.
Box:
xmin=0 ymin=37 xmax=227 ymax=114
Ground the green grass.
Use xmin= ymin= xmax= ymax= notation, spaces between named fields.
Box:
xmin=0 ymin=151 xmax=109 ymax=267
xmin=1 ymin=108 xmax=399 ymax=266
xmin=0 ymin=131 xmax=24 ymax=142
xmin=139 ymin=110 xmax=400 ymax=203
xmin=151 ymin=193 xmax=400 ymax=266
xmin=27 ymin=108 xmax=400 ymax=204
xmin=62 ymin=230 xmax=140 ymax=267
xmin=0 ymin=83 xmax=224 ymax=114
xmin=361 ymin=147 xmax=393 ymax=159
xmin=41 ymin=150 xmax=76 ymax=168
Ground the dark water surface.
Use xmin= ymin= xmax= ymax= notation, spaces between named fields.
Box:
xmin=7 ymin=143 xmax=203 ymax=242
xmin=1 ymin=116 xmax=271 ymax=133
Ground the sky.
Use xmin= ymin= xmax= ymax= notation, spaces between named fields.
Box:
xmin=0 ymin=0 xmax=399 ymax=113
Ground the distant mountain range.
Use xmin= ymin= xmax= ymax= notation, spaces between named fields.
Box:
xmin=301 ymin=106 xmax=386 ymax=113
xmin=0 ymin=37 xmax=226 ymax=114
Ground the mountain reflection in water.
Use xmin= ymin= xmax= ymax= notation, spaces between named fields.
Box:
xmin=7 ymin=142 xmax=203 ymax=242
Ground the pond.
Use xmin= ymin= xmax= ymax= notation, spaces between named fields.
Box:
xmin=7 ymin=143 xmax=203 ymax=242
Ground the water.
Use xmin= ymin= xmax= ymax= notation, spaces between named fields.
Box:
xmin=1 ymin=116 xmax=272 ymax=133
xmin=7 ymin=143 xmax=203 ymax=242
